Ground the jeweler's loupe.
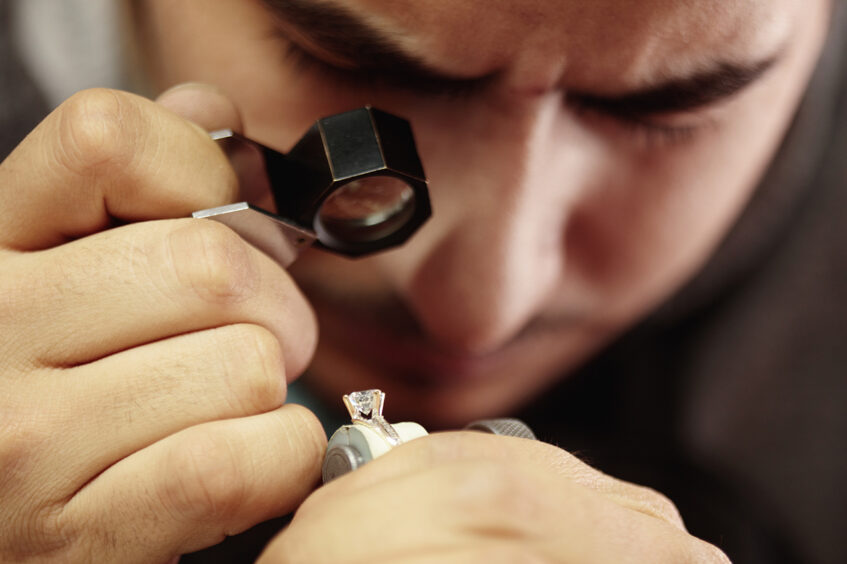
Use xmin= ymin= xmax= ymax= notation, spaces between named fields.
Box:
xmin=193 ymin=107 xmax=430 ymax=266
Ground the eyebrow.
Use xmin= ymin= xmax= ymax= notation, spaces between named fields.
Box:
xmin=260 ymin=0 xmax=501 ymax=95
xmin=567 ymin=58 xmax=779 ymax=118
xmin=260 ymin=0 xmax=780 ymax=112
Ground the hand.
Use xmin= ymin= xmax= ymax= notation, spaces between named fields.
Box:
xmin=0 ymin=85 xmax=326 ymax=563
xmin=259 ymin=432 xmax=730 ymax=563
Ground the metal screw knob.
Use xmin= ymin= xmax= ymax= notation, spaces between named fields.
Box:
xmin=322 ymin=444 xmax=364 ymax=483
xmin=464 ymin=418 xmax=537 ymax=440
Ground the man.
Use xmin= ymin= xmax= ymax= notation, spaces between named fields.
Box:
xmin=0 ymin=0 xmax=843 ymax=562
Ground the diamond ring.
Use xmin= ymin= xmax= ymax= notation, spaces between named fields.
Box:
xmin=343 ymin=389 xmax=402 ymax=446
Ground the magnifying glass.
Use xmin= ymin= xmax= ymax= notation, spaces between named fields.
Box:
xmin=193 ymin=107 xmax=431 ymax=266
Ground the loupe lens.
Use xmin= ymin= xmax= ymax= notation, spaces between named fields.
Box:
xmin=316 ymin=175 xmax=416 ymax=243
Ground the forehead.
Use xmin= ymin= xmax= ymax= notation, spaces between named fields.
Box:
xmin=341 ymin=0 xmax=793 ymax=89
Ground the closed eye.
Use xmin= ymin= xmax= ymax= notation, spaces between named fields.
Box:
xmin=278 ymin=37 xmax=497 ymax=100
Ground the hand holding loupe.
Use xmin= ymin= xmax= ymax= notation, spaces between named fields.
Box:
xmin=193 ymin=107 xmax=431 ymax=266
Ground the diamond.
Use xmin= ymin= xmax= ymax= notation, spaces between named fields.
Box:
xmin=349 ymin=391 xmax=374 ymax=415
xmin=344 ymin=389 xmax=384 ymax=420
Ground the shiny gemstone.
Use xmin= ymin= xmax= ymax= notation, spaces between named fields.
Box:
xmin=348 ymin=390 xmax=380 ymax=417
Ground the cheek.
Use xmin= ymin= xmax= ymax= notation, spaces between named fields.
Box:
xmin=565 ymin=105 xmax=786 ymax=322
xmin=565 ymin=152 xmax=744 ymax=319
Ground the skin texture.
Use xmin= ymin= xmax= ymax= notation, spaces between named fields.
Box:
xmin=0 ymin=0 xmax=830 ymax=561
xmin=0 ymin=88 xmax=326 ymax=562
xmin=138 ymin=0 xmax=829 ymax=427
xmin=259 ymin=433 xmax=729 ymax=564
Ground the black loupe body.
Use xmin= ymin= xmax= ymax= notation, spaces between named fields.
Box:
xmin=193 ymin=107 xmax=430 ymax=265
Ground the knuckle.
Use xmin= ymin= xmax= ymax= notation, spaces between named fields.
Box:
xmin=626 ymin=519 xmax=726 ymax=564
xmin=445 ymin=461 xmax=545 ymax=538
xmin=0 ymin=420 xmax=43 ymax=491
xmin=629 ymin=484 xmax=685 ymax=529
xmin=55 ymin=89 xmax=138 ymax=178
xmin=167 ymin=220 xmax=259 ymax=305
xmin=467 ymin=545 xmax=550 ymax=564
xmin=6 ymin=506 xmax=75 ymax=562
xmin=0 ymin=444 xmax=75 ymax=561
xmin=220 ymin=324 xmax=286 ymax=414
xmin=160 ymin=431 xmax=247 ymax=522
xmin=691 ymin=539 xmax=733 ymax=564
xmin=0 ymin=393 xmax=59 ymax=496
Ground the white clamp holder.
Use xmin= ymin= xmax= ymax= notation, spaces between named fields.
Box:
xmin=321 ymin=389 xmax=536 ymax=483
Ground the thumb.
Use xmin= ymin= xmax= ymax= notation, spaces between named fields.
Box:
xmin=156 ymin=82 xmax=244 ymax=133
xmin=157 ymin=82 xmax=275 ymax=209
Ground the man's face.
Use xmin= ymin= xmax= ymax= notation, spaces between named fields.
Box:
xmin=138 ymin=0 xmax=829 ymax=427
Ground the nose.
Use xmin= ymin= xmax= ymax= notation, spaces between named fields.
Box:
xmin=379 ymin=95 xmax=594 ymax=354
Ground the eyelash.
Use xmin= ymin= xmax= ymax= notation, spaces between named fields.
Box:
xmin=566 ymin=97 xmax=702 ymax=148
xmin=283 ymin=42 xmax=356 ymax=83
xmin=283 ymin=41 xmax=705 ymax=147
xmin=282 ymin=42 xmax=487 ymax=100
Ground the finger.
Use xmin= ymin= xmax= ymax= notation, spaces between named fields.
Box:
xmin=271 ymin=460 xmax=566 ymax=563
xmin=326 ymin=432 xmax=686 ymax=530
xmin=6 ymin=218 xmax=316 ymax=371
xmin=272 ymin=458 xmax=720 ymax=564
xmin=62 ymin=404 xmax=326 ymax=563
xmin=261 ymin=539 xmax=537 ymax=564
xmin=385 ymin=545 xmax=544 ymax=564
xmin=155 ymin=82 xmax=244 ymax=133
xmin=0 ymin=88 xmax=238 ymax=250
xmin=156 ymin=82 xmax=274 ymax=209
xmin=20 ymin=323 xmax=288 ymax=494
